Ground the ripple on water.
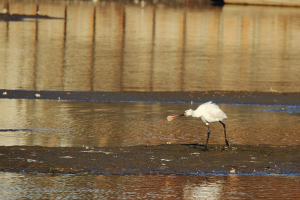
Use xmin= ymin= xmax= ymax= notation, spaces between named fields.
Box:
xmin=0 ymin=99 xmax=300 ymax=147
xmin=0 ymin=173 xmax=300 ymax=199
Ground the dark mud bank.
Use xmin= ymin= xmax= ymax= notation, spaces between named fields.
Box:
xmin=1 ymin=89 xmax=300 ymax=105
xmin=0 ymin=13 xmax=64 ymax=21
xmin=1 ymin=144 xmax=299 ymax=175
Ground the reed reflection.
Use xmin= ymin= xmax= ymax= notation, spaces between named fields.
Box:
xmin=0 ymin=0 xmax=300 ymax=92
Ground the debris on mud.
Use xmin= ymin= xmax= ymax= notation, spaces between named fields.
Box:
xmin=0 ymin=144 xmax=299 ymax=175
xmin=1 ymin=89 xmax=300 ymax=106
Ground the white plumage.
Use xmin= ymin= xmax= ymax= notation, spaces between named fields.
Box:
xmin=167 ymin=101 xmax=229 ymax=150
xmin=185 ymin=101 xmax=228 ymax=125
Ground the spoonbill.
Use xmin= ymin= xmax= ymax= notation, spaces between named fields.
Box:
xmin=167 ymin=101 xmax=229 ymax=150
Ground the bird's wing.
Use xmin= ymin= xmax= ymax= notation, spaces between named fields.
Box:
xmin=198 ymin=101 xmax=213 ymax=107
xmin=195 ymin=101 xmax=228 ymax=121
xmin=208 ymin=108 xmax=227 ymax=120
xmin=203 ymin=103 xmax=228 ymax=121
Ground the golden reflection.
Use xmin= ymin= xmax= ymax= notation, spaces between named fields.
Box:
xmin=0 ymin=1 xmax=300 ymax=92
xmin=1 ymin=173 xmax=300 ymax=199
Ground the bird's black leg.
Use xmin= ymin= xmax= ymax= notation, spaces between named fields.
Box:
xmin=219 ymin=121 xmax=229 ymax=146
xmin=205 ymin=125 xmax=210 ymax=150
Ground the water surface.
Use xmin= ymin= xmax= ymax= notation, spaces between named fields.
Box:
xmin=1 ymin=173 xmax=300 ymax=199
xmin=0 ymin=0 xmax=300 ymax=92
xmin=1 ymin=0 xmax=300 ymax=198
xmin=0 ymin=99 xmax=299 ymax=147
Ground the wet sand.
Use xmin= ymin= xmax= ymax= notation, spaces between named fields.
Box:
xmin=0 ymin=144 xmax=299 ymax=175
xmin=1 ymin=89 xmax=300 ymax=175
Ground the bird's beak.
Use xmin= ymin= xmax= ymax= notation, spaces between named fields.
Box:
xmin=167 ymin=113 xmax=185 ymax=121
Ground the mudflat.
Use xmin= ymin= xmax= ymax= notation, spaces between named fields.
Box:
xmin=1 ymin=89 xmax=300 ymax=105
xmin=0 ymin=89 xmax=299 ymax=175
xmin=0 ymin=13 xmax=63 ymax=21
xmin=0 ymin=144 xmax=299 ymax=175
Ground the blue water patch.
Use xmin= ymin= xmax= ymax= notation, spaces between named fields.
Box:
xmin=0 ymin=128 xmax=74 ymax=133
xmin=0 ymin=129 xmax=33 ymax=132
xmin=29 ymin=128 xmax=75 ymax=133
xmin=259 ymin=107 xmax=300 ymax=113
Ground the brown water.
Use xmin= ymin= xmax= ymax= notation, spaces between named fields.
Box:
xmin=1 ymin=0 xmax=300 ymax=198
xmin=1 ymin=99 xmax=299 ymax=198
xmin=1 ymin=0 xmax=300 ymax=92
xmin=1 ymin=99 xmax=299 ymax=147
xmin=1 ymin=173 xmax=300 ymax=199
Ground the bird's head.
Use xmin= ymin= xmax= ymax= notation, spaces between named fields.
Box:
xmin=185 ymin=109 xmax=193 ymax=117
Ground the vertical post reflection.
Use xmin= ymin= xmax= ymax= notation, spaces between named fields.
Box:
xmin=62 ymin=5 xmax=68 ymax=90
xmin=90 ymin=6 xmax=96 ymax=91
xmin=33 ymin=1 xmax=39 ymax=90
xmin=120 ymin=5 xmax=125 ymax=91
xmin=180 ymin=10 xmax=186 ymax=91
xmin=149 ymin=6 xmax=156 ymax=91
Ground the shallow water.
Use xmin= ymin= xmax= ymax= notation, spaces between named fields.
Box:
xmin=1 ymin=0 xmax=300 ymax=198
xmin=0 ymin=99 xmax=299 ymax=147
xmin=0 ymin=0 xmax=300 ymax=92
xmin=0 ymin=173 xmax=300 ymax=199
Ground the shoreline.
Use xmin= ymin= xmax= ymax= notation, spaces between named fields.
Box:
xmin=1 ymin=89 xmax=299 ymax=176
xmin=0 ymin=144 xmax=299 ymax=175
xmin=1 ymin=89 xmax=300 ymax=106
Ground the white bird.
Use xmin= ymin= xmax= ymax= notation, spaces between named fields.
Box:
xmin=167 ymin=101 xmax=229 ymax=150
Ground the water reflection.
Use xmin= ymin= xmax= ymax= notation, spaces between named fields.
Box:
xmin=1 ymin=173 xmax=300 ymax=199
xmin=0 ymin=99 xmax=299 ymax=147
xmin=0 ymin=0 xmax=300 ymax=92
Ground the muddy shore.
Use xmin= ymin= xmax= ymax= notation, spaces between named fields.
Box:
xmin=1 ymin=144 xmax=299 ymax=175
xmin=1 ymin=89 xmax=300 ymax=106
xmin=0 ymin=13 xmax=64 ymax=21
xmin=1 ymin=89 xmax=300 ymax=175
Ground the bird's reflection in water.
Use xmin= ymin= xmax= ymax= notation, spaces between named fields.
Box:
xmin=183 ymin=178 xmax=223 ymax=199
